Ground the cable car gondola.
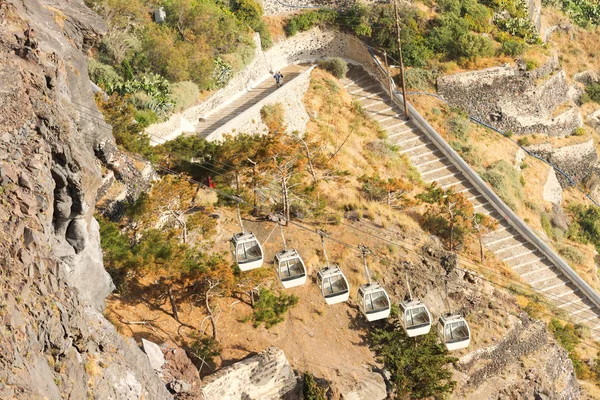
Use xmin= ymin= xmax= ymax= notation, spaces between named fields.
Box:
xmin=357 ymin=246 xmax=391 ymax=321
xmin=399 ymin=299 xmax=432 ymax=337
xmin=230 ymin=202 xmax=263 ymax=271
xmin=274 ymin=217 xmax=307 ymax=288
xmin=437 ymin=278 xmax=470 ymax=350
xmin=316 ymin=231 xmax=349 ymax=305
xmin=317 ymin=266 xmax=350 ymax=304
xmin=437 ymin=313 xmax=470 ymax=351
xmin=231 ymin=232 xmax=264 ymax=271
xmin=398 ymin=270 xmax=432 ymax=337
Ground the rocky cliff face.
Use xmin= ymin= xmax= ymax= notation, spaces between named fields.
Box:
xmin=0 ymin=1 xmax=170 ymax=398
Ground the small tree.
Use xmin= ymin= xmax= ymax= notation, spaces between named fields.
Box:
xmin=422 ymin=185 xmax=475 ymax=251
xmin=135 ymin=175 xmax=200 ymax=243
xmin=472 ymin=212 xmax=497 ymax=263
xmin=359 ymin=174 xmax=414 ymax=208
xmin=370 ymin=321 xmax=457 ymax=399
xmin=246 ymin=288 xmax=299 ymax=328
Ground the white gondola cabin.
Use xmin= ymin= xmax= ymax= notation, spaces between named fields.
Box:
xmin=437 ymin=313 xmax=470 ymax=351
xmin=358 ymin=283 xmax=391 ymax=322
xmin=317 ymin=265 xmax=349 ymax=305
xmin=399 ymin=299 xmax=432 ymax=337
xmin=275 ymin=249 xmax=307 ymax=288
xmin=231 ymin=232 xmax=263 ymax=271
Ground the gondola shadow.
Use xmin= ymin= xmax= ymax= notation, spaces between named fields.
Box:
xmin=345 ymin=304 xmax=385 ymax=347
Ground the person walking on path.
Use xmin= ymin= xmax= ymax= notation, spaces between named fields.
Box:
xmin=273 ymin=71 xmax=284 ymax=88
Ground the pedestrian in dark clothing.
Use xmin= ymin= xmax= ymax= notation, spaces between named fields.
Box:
xmin=274 ymin=71 xmax=284 ymax=88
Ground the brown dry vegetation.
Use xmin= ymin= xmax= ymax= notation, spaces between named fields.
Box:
xmin=104 ymin=69 xmax=530 ymax=390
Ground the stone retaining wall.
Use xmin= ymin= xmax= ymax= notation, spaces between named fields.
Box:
xmin=437 ymin=57 xmax=582 ymax=137
xmin=147 ymin=28 xmax=389 ymax=142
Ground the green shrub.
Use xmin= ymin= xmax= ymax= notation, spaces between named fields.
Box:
xmin=189 ymin=335 xmax=221 ymax=372
xmin=448 ymin=115 xmax=471 ymax=141
xmin=572 ymin=127 xmax=586 ymax=136
xmin=134 ymin=109 xmax=159 ymax=128
xmin=517 ymin=136 xmax=530 ymax=146
xmin=559 ymin=245 xmax=584 ymax=265
xmin=370 ymin=325 xmax=457 ymax=399
xmin=500 ymin=38 xmax=527 ymax=56
xmin=481 ymin=160 xmax=524 ymax=209
xmin=88 ymin=58 xmax=123 ymax=89
xmin=211 ymin=57 xmax=234 ymax=89
xmin=285 ymin=10 xmax=337 ymax=36
xmin=405 ymin=68 xmax=437 ymax=90
xmin=583 ymin=84 xmax=600 ymax=104
xmin=302 ymin=373 xmax=328 ymax=400
xmin=525 ymin=59 xmax=538 ymax=71
xmin=568 ymin=204 xmax=600 ymax=251
xmin=496 ymin=17 xmax=540 ymax=44
xmin=171 ymin=81 xmax=200 ymax=112
xmin=545 ymin=0 xmax=600 ymax=28
xmin=318 ymin=58 xmax=348 ymax=78
xmin=541 ymin=213 xmax=553 ymax=237
xmin=248 ymin=288 xmax=299 ymax=328
xmin=428 ymin=14 xmax=494 ymax=63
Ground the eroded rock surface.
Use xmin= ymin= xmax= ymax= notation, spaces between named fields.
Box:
xmin=455 ymin=314 xmax=579 ymax=399
xmin=0 ymin=0 xmax=170 ymax=398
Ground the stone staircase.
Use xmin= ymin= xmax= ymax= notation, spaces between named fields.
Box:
xmin=194 ymin=64 xmax=307 ymax=138
xmin=341 ymin=65 xmax=600 ymax=339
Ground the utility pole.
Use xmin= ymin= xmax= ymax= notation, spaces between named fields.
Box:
xmin=393 ymin=0 xmax=409 ymax=120
xmin=383 ymin=51 xmax=393 ymax=101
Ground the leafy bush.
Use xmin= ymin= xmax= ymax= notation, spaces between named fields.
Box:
xmin=96 ymin=94 xmax=155 ymax=160
xmin=559 ymin=245 xmax=584 ymax=265
xmin=545 ymin=0 xmax=600 ymax=28
xmin=107 ymin=74 xmax=175 ymax=117
xmin=524 ymin=59 xmax=538 ymax=71
xmin=448 ymin=115 xmax=471 ymax=141
xmin=134 ymin=109 xmax=159 ymax=128
xmin=568 ymin=204 xmax=600 ymax=251
xmin=481 ymin=160 xmax=524 ymax=209
xmin=572 ymin=127 xmax=586 ymax=136
xmin=232 ymin=0 xmax=273 ymax=49
xmin=88 ymin=58 xmax=123 ymax=89
xmin=302 ymin=373 xmax=328 ymax=399
xmin=285 ymin=10 xmax=337 ymax=36
xmin=495 ymin=17 xmax=540 ymax=44
xmin=248 ymin=288 xmax=299 ymax=328
xmin=582 ymin=84 xmax=600 ymax=104
xmin=318 ymin=58 xmax=348 ymax=78
xmin=500 ymin=38 xmax=527 ymax=56
xmin=428 ymin=14 xmax=494 ymax=63
xmin=171 ymin=81 xmax=200 ymax=112
xmin=370 ymin=324 xmax=457 ymax=399
xmin=211 ymin=57 xmax=234 ymax=89
xmin=405 ymin=68 xmax=437 ymax=90
xmin=549 ymin=319 xmax=591 ymax=378
xmin=189 ymin=335 xmax=221 ymax=372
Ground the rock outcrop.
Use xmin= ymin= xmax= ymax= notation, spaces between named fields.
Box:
xmin=199 ymin=347 xmax=298 ymax=399
xmin=0 ymin=0 xmax=170 ymax=398
xmin=526 ymin=139 xmax=599 ymax=188
xmin=455 ymin=314 xmax=580 ymax=399
xmin=437 ymin=57 xmax=582 ymax=137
